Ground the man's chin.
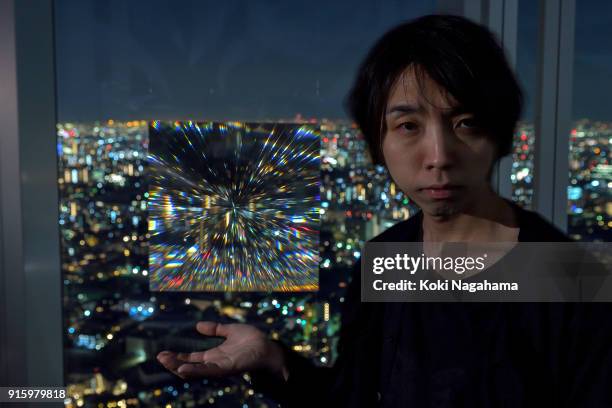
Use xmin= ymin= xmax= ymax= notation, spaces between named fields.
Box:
xmin=422 ymin=201 xmax=463 ymax=219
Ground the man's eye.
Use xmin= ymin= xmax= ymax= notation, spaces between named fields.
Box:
xmin=399 ymin=122 xmax=418 ymax=132
xmin=456 ymin=118 xmax=479 ymax=129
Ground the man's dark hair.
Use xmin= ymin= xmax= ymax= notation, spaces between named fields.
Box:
xmin=345 ymin=14 xmax=523 ymax=164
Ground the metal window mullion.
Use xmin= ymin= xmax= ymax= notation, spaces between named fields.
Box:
xmin=486 ymin=0 xmax=504 ymax=197
xmin=554 ymin=0 xmax=574 ymax=233
xmin=16 ymin=0 xmax=64 ymax=389
xmin=534 ymin=0 xmax=574 ymax=231
xmin=0 ymin=0 xmax=63 ymax=391
xmin=436 ymin=1 xmax=518 ymax=199
xmin=492 ymin=0 xmax=518 ymax=200
xmin=0 ymin=0 xmax=27 ymax=387
xmin=482 ymin=0 xmax=518 ymax=200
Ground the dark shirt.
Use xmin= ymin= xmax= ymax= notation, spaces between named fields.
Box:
xmin=252 ymin=203 xmax=612 ymax=407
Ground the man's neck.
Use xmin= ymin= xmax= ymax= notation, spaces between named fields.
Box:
xmin=422 ymin=189 xmax=519 ymax=243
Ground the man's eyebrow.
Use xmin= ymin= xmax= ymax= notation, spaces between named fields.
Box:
xmin=386 ymin=104 xmax=471 ymax=117
xmin=445 ymin=106 xmax=470 ymax=116
xmin=385 ymin=104 xmax=421 ymax=116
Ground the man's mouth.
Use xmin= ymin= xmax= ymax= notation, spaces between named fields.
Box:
xmin=419 ymin=185 xmax=463 ymax=199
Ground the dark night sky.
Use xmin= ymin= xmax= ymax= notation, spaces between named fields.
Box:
xmin=54 ymin=0 xmax=612 ymax=123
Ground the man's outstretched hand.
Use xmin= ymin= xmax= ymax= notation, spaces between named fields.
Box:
xmin=157 ymin=321 xmax=289 ymax=381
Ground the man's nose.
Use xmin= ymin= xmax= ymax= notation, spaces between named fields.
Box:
xmin=423 ymin=125 xmax=456 ymax=170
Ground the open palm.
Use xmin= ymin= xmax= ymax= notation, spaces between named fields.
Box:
xmin=157 ymin=321 xmax=286 ymax=380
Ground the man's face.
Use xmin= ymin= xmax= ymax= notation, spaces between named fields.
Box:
xmin=382 ymin=67 xmax=498 ymax=218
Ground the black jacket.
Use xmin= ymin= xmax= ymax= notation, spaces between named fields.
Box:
xmin=253 ymin=203 xmax=612 ymax=407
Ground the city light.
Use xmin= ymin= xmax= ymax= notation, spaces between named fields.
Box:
xmin=57 ymin=118 xmax=609 ymax=406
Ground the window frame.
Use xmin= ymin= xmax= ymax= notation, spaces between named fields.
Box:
xmin=0 ymin=0 xmax=63 ymax=388
xmin=0 ymin=0 xmax=576 ymax=389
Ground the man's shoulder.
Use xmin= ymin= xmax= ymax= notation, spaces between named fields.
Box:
xmin=514 ymin=204 xmax=573 ymax=242
xmin=366 ymin=204 xmax=573 ymax=243
xmin=369 ymin=211 xmax=423 ymax=243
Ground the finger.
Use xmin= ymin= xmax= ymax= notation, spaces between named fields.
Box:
xmin=176 ymin=351 xmax=208 ymax=363
xmin=157 ymin=351 xmax=183 ymax=373
xmin=196 ymin=321 xmax=230 ymax=337
xmin=177 ymin=362 xmax=228 ymax=378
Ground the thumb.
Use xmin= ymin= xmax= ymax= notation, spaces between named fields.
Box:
xmin=196 ymin=321 xmax=229 ymax=337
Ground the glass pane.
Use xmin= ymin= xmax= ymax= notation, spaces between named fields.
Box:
xmin=569 ymin=2 xmax=612 ymax=242
xmin=511 ymin=0 xmax=540 ymax=209
xmin=55 ymin=1 xmax=434 ymax=406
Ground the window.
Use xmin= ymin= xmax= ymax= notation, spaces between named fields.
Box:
xmin=55 ymin=1 xmax=434 ymax=406
xmin=510 ymin=0 xmax=540 ymax=208
xmin=568 ymin=1 xmax=612 ymax=242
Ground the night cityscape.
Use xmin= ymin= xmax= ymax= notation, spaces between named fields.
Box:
xmin=5 ymin=0 xmax=612 ymax=406
xmin=57 ymin=118 xmax=610 ymax=407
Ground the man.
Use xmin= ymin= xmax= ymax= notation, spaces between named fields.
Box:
xmin=158 ymin=15 xmax=612 ymax=407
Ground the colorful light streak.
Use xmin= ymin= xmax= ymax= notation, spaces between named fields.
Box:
xmin=147 ymin=121 xmax=320 ymax=291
